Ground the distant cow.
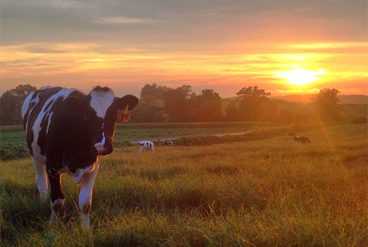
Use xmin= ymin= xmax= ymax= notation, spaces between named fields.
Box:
xmin=139 ymin=141 xmax=154 ymax=153
xmin=293 ymin=136 xmax=311 ymax=144
xmin=285 ymin=132 xmax=296 ymax=136
xmin=164 ymin=140 xmax=173 ymax=147
xmin=21 ymin=86 xmax=138 ymax=229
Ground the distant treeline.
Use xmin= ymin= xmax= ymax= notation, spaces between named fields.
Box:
xmin=0 ymin=83 xmax=366 ymax=126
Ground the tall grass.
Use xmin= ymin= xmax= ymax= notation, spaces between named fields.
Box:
xmin=1 ymin=124 xmax=367 ymax=246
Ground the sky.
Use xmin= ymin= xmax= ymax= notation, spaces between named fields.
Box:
xmin=1 ymin=0 xmax=367 ymax=98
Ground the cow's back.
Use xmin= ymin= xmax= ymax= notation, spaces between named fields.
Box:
xmin=22 ymin=87 xmax=77 ymax=158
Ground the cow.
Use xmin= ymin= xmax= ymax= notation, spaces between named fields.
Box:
xmin=21 ymin=86 xmax=138 ymax=229
xmin=138 ymin=141 xmax=154 ymax=153
xmin=285 ymin=132 xmax=296 ymax=136
xmin=164 ymin=140 xmax=173 ymax=147
xmin=293 ymin=136 xmax=311 ymax=144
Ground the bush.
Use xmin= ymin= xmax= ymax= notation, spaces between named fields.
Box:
xmin=0 ymin=143 xmax=29 ymax=161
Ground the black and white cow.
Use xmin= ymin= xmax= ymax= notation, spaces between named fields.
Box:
xmin=164 ymin=140 xmax=173 ymax=147
xmin=138 ymin=141 xmax=154 ymax=153
xmin=293 ymin=136 xmax=311 ymax=144
xmin=22 ymin=86 xmax=138 ymax=229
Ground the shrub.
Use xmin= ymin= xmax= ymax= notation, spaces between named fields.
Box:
xmin=0 ymin=143 xmax=29 ymax=161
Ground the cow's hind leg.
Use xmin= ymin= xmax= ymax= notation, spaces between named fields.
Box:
xmin=32 ymin=157 xmax=49 ymax=201
xmin=79 ymin=160 xmax=99 ymax=229
xmin=47 ymin=170 xmax=65 ymax=225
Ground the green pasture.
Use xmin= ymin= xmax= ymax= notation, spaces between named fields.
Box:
xmin=0 ymin=122 xmax=277 ymax=160
xmin=1 ymin=123 xmax=367 ymax=246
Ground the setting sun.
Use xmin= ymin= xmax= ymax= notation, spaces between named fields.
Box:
xmin=274 ymin=69 xmax=326 ymax=86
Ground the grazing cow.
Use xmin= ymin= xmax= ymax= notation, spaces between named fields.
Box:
xmin=293 ymin=136 xmax=311 ymax=144
xmin=139 ymin=141 xmax=154 ymax=153
xmin=21 ymin=86 xmax=138 ymax=229
xmin=164 ymin=140 xmax=173 ymax=147
xmin=285 ymin=132 xmax=296 ymax=136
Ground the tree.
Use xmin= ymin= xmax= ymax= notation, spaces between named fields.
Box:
xmin=194 ymin=89 xmax=223 ymax=122
xmin=132 ymin=83 xmax=167 ymax=122
xmin=162 ymin=85 xmax=196 ymax=122
xmin=140 ymin=83 xmax=168 ymax=103
xmin=131 ymin=104 xmax=166 ymax=122
xmin=161 ymin=86 xmax=224 ymax=122
xmin=0 ymin=84 xmax=37 ymax=125
xmin=236 ymin=86 xmax=272 ymax=121
xmin=313 ymin=88 xmax=342 ymax=121
xmin=225 ymin=102 xmax=240 ymax=121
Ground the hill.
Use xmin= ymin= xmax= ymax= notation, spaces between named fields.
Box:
xmin=270 ymin=94 xmax=317 ymax=103
xmin=337 ymin=95 xmax=368 ymax=104
xmin=270 ymin=94 xmax=368 ymax=104
xmin=222 ymin=95 xmax=367 ymax=121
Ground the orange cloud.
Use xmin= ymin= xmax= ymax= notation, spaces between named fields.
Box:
xmin=1 ymin=41 xmax=367 ymax=97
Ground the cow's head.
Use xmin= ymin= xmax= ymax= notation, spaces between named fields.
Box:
xmin=89 ymin=86 xmax=138 ymax=155
xmin=64 ymin=86 xmax=138 ymax=155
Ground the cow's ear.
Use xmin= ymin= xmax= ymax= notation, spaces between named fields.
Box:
xmin=115 ymin=95 xmax=139 ymax=111
xmin=64 ymin=96 xmax=87 ymax=113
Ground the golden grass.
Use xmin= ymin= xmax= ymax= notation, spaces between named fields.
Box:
xmin=1 ymin=124 xmax=367 ymax=246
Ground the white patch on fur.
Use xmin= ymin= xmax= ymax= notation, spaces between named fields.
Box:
xmin=31 ymin=88 xmax=76 ymax=160
xmin=78 ymin=160 xmax=99 ymax=229
xmin=22 ymin=92 xmax=40 ymax=131
xmin=67 ymin=163 xmax=96 ymax=184
xmin=50 ymin=198 xmax=65 ymax=223
xmin=46 ymin=112 xmax=54 ymax=134
xmin=89 ymin=90 xmax=115 ymax=119
xmin=94 ymin=132 xmax=106 ymax=151
xmin=32 ymin=156 xmax=49 ymax=200
xmin=21 ymin=91 xmax=35 ymax=119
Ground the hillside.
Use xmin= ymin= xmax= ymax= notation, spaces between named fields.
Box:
xmin=270 ymin=94 xmax=368 ymax=104
xmin=271 ymin=94 xmax=317 ymax=103
xmin=222 ymin=95 xmax=367 ymax=121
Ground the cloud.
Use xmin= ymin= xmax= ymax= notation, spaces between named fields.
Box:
xmin=290 ymin=42 xmax=367 ymax=50
xmin=94 ymin=16 xmax=153 ymax=25
xmin=25 ymin=46 xmax=68 ymax=54
xmin=1 ymin=0 xmax=367 ymax=97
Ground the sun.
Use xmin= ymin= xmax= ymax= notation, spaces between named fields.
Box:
xmin=274 ymin=69 xmax=326 ymax=86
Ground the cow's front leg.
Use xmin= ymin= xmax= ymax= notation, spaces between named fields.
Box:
xmin=79 ymin=160 xmax=99 ymax=229
xmin=47 ymin=169 xmax=65 ymax=225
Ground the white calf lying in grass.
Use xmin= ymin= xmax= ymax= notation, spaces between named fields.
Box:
xmin=139 ymin=141 xmax=155 ymax=153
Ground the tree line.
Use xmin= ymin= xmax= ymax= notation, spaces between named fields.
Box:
xmin=0 ymin=83 xmax=343 ymax=126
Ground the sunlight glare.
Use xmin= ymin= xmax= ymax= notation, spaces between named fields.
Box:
xmin=274 ymin=69 xmax=326 ymax=86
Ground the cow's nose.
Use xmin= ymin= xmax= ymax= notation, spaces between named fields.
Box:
xmin=95 ymin=144 xmax=105 ymax=153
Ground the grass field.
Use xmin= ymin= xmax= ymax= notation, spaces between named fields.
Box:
xmin=1 ymin=123 xmax=367 ymax=246
xmin=0 ymin=122 xmax=277 ymax=160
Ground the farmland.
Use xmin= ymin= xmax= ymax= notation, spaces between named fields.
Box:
xmin=1 ymin=122 xmax=367 ymax=246
xmin=0 ymin=122 xmax=280 ymax=160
